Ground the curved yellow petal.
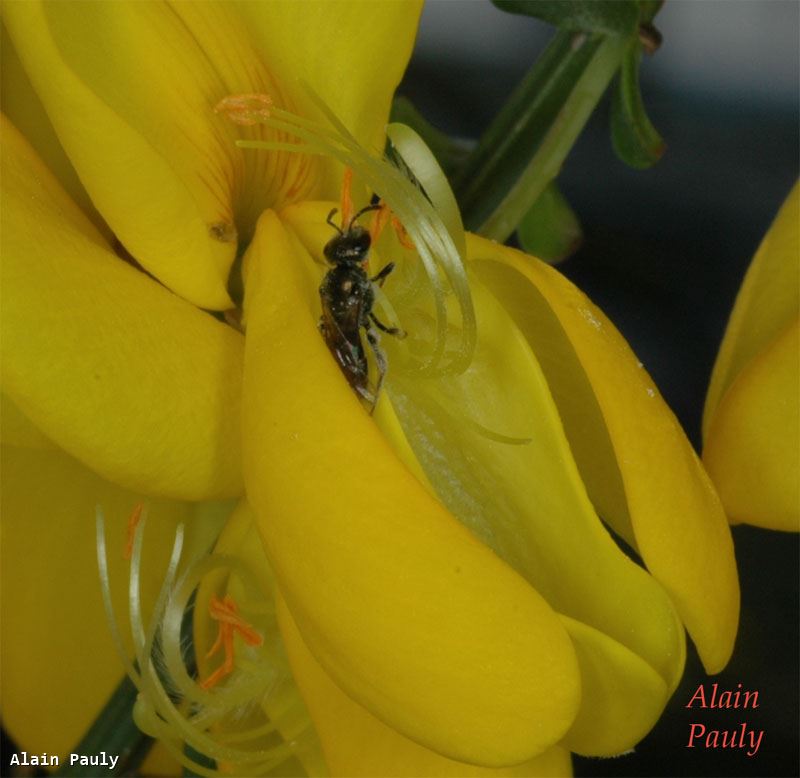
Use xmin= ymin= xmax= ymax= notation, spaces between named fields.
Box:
xmin=704 ymin=183 xmax=799 ymax=435
xmin=3 ymin=1 xmax=329 ymax=308
xmin=0 ymin=394 xmax=55 ymax=450
xmin=282 ymin=199 xmax=683 ymax=755
xmin=559 ymin=617 xmax=668 ymax=756
xmin=703 ymin=319 xmax=799 ymax=531
xmin=277 ymin=593 xmax=573 ymax=778
xmin=242 ymin=210 xmax=580 ymax=767
xmin=235 ymin=0 xmax=422 ymax=195
xmin=1 ymin=116 xmax=244 ymax=500
xmin=468 ymin=237 xmax=739 ymax=674
xmin=389 ymin=274 xmax=682 ymax=754
xmin=0 ymin=444 xmax=190 ymax=757
xmin=0 ymin=22 xmax=108 ymax=238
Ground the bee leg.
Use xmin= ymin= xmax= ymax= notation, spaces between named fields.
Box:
xmin=369 ymin=312 xmax=406 ymax=340
xmin=356 ymin=384 xmax=376 ymax=406
xmin=370 ymin=262 xmax=395 ymax=287
xmin=365 ymin=328 xmax=387 ymax=415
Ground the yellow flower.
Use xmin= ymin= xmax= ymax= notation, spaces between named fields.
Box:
xmin=702 ymin=183 xmax=799 ymax=532
xmin=1 ymin=2 xmax=739 ymax=776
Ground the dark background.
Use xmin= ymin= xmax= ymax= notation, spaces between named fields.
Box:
xmin=400 ymin=1 xmax=799 ymax=776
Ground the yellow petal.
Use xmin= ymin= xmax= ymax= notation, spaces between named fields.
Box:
xmin=0 ymin=394 xmax=55 ymax=450
xmin=0 ymin=22 xmax=108 ymax=237
xmin=702 ymin=183 xmax=799 ymax=531
xmin=277 ymin=593 xmax=573 ymax=778
xmin=0 ymin=444 xmax=190 ymax=757
xmin=1 ymin=116 xmax=244 ymax=500
xmin=390 ymin=274 xmax=682 ymax=754
xmin=559 ymin=617 xmax=668 ymax=756
xmin=4 ymin=1 xmax=326 ymax=308
xmin=703 ymin=318 xmax=799 ymax=530
xmin=468 ymin=236 xmax=739 ymax=674
xmin=235 ymin=0 xmax=422 ymax=195
xmin=704 ymin=182 xmax=799 ymax=435
xmin=242 ymin=210 xmax=580 ymax=767
xmin=282 ymin=199 xmax=683 ymax=755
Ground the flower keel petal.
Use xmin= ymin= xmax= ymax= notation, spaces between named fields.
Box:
xmin=277 ymin=593 xmax=573 ymax=777
xmin=242 ymin=210 xmax=580 ymax=767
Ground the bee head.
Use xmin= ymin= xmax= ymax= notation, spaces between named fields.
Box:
xmin=323 ymin=225 xmax=371 ymax=264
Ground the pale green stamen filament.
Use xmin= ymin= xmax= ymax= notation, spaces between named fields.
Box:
xmin=96 ymin=506 xmax=315 ymax=776
xmin=225 ymin=87 xmax=476 ymax=377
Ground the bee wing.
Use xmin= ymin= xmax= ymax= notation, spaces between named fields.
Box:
xmin=320 ymin=300 xmax=369 ymax=389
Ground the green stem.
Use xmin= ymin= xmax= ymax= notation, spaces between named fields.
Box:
xmin=454 ymin=30 xmax=601 ymax=228
xmin=478 ymin=33 xmax=629 ymax=241
xmin=54 ymin=675 xmax=152 ymax=776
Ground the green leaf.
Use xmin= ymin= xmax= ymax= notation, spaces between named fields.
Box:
xmin=611 ymin=42 xmax=665 ymax=169
xmin=517 ymin=182 xmax=583 ymax=263
xmin=493 ymin=0 xmax=639 ymax=37
xmin=389 ymin=96 xmax=472 ymax=180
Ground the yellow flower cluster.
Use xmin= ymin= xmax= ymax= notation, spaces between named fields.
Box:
xmin=5 ymin=3 xmax=785 ymax=776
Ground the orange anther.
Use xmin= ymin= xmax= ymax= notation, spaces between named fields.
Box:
xmin=340 ymin=168 xmax=355 ymax=228
xmin=214 ymin=93 xmax=273 ymax=126
xmin=391 ymin=214 xmax=415 ymax=251
xmin=124 ymin=503 xmax=144 ymax=561
xmin=369 ymin=202 xmax=391 ymax=246
xmin=367 ymin=201 xmax=415 ymax=252
xmin=200 ymin=595 xmax=263 ymax=690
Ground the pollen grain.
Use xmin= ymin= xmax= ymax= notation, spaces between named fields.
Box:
xmin=214 ymin=93 xmax=273 ymax=126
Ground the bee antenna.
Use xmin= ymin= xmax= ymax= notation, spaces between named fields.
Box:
xmin=326 ymin=208 xmax=343 ymax=235
xmin=349 ymin=203 xmax=382 ymax=231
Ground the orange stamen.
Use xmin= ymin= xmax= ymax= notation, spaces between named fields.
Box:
xmin=340 ymin=168 xmax=354 ymax=228
xmin=200 ymin=595 xmax=263 ymax=690
xmin=123 ymin=503 xmax=144 ymax=561
xmin=214 ymin=93 xmax=273 ymax=126
xmin=339 ymin=169 xmax=415 ymax=252
xmin=368 ymin=202 xmax=415 ymax=253
xmin=391 ymin=214 xmax=416 ymax=251
xmin=369 ymin=202 xmax=391 ymax=246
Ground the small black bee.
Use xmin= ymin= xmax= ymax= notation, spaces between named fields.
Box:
xmin=319 ymin=204 xmax=405 ymax=412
